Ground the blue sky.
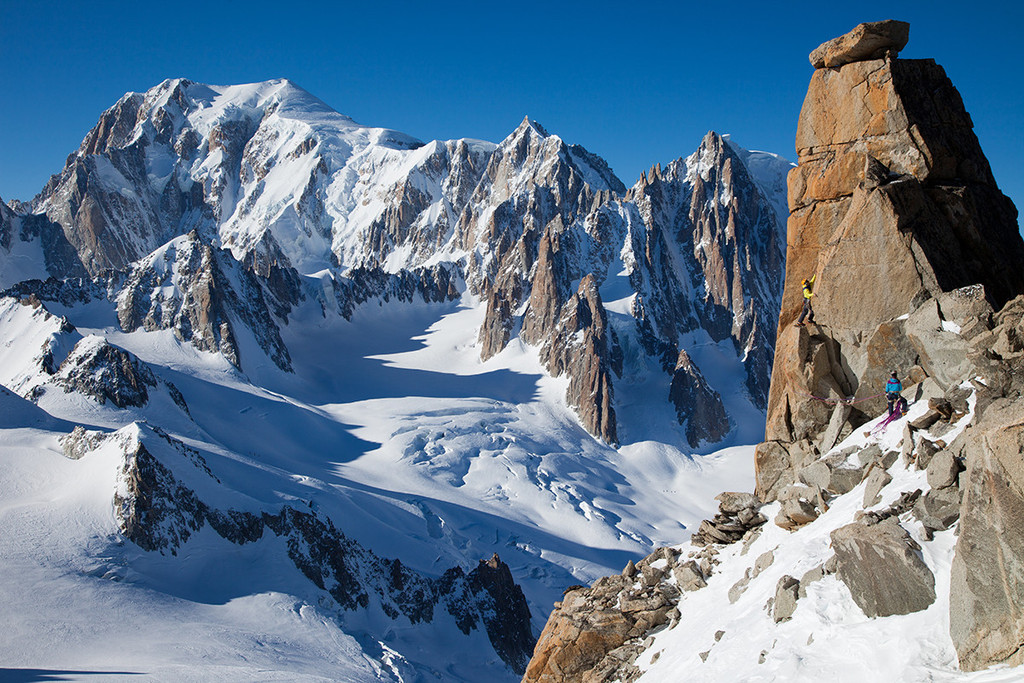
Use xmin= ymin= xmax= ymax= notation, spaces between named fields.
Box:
xmin=1 ymin=1 xmax=1021 ymax=223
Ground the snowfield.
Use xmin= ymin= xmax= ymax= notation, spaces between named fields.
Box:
xmin=0 ymin=293 xmax=752 ymax=681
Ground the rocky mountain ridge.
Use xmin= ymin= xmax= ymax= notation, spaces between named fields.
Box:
xmin=521 ymin=20 xmax=1024 ymax=681
xmin=5 ymin=78 xmax=791 ymax=447
xmin=88 ymin=421 xmax=537 ymax=672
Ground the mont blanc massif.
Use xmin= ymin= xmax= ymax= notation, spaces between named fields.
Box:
xmin=3 ymin=20 xmax=1024 ymax=683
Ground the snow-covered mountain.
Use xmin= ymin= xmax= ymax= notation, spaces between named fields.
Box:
xmin=16 ymin=77 xmax=791 ymax=445
xmin=0 ymin=77 xmax=791 ymax=679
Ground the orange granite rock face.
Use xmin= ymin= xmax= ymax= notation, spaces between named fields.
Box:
xmin=756 ymin=21 xmax=1024 ymax=501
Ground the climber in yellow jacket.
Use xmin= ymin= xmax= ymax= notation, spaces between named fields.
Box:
xmin=796 ymin=274 xmax=815 ymax=326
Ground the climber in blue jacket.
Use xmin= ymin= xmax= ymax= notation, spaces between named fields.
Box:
xmin=885 ymin=371 xmax=904 ymax=416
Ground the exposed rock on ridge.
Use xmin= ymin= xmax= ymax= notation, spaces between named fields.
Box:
xmin=949 ymin=298 xmax=1024 ymax=672
xmin=103 ymin=422 xmax=536 ymax=674
xmin=117 ymin=230 xmax=295 ymax=372
xmin=669 ymin=350 xmax=729 ymax=447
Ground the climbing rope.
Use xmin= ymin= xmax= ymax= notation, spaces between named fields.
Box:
xmin=799 ymin=391 xmax=886 ymax=406
xmin=801 ymin=374 xmax=911 ymax=406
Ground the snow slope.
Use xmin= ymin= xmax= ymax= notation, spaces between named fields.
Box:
xmin=0 ymin=424 xmax=396 ymax=682
xmin=0 ymin=291 xmax=753 ymax=680
xmin=631 ymin=387 xmax=1024 ymax=683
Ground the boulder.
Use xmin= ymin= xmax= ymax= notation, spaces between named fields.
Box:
xmin=756 ymin=439 xmax=818 ymax=502
xmin=799 ymin=565 xmax=825 ymax=599
xmin=855 ymin=444 xmax=882 ymax=468
xmin=776 ymin=486 xmax=821 ymax=530
xmin=830 ymin=518 xmax=936 ymax=618
xmin=715 ymin=492 xmax=762 ymax=514
xmin=523 ymin=606 xmax=632 ymax=683
xmin=754 ymin=550 xmax=775 ymax=577
xmin=672 ymin=560 xmax=707 ymax=592
xmin=773 ymin=575 xmax=801 ymax=623
xmin=901 ymin=425 xmax=916 ymax=466
xmin=808 ymin=20 xmax=910 ymax=69
xmin=799 ymin=454 xmax=864 ymax=496
xmin=915 ymin=438 xmax=940 ymax=470
xmin=737 ymin=507 xmax=766 ymax=526
xmin=950 ymin=399 xmax=1024 ymax=671
xmin=640 ymin=564 xmax=664 ymax=587
xmin=936 ymin=285 xmax=994 ymax=336
xmin=798 ymin=460 xmax=831 ymax=491
xmin=910 ymin=410 xmax=943 ymax=431
xmin=913 ymin=486 xmax=961 ymax=532
xmin=824 ymin=454 xmax=866 ymax=494
xmin=819 ymin=401 xmax=852 ymax=453
xmin=928 ymin=397 xmax=954 ymax=421
xmin=911 ymin=377 xmax=947 ymax=406
xmin=692 ymin=490 xmax=768 ymax=546
xmin=926 ymin=450 xmax=962 ymax=490
xmin=906 ymin=298 xmax=975 ymax=391
xmin=728 ymin=569 xmax=752 ymax=604
xmin=863 ymin=467 xmax=893 ymax=508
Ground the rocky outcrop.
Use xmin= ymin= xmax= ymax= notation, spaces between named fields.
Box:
xmin=523 ymin=546 xmax=694 ymax=683
xmin=0 ymin=208 xmax=88 ymax=286
xmin=863 ymin=466 xmax=892 ymax=507
xmin=669 ymin=350 xmax=729 ymax=447
xmin=690 ymin=492 xmax=767 ymax=546
xmin=43 ymin=333 xmax=191 ymax=415
xmin=520 ymin=295 xmax=1022 ymax=676
xmin=2 ymin=276 xmax=104 ymax=308
xmin=102 ymin=423 xmax=536 ymax=673
xmin=331 ymin=263 xmax=462 ymax=319
xmin=774 ymin=483 xmax=826 ymax=530
xmin=770 ymin=24 xmax=1024 ymax=667
xmin=756 ymin=20 xmax=1024 ymax=501
xmin=772 ymin=575 xmax=800 ymax=623
xmin=117 ymin=231 xmax=295 ymax=372
xmin=467 ymin=553 xmax=537 ymax=675
xmin=458 ymin=120 xmax=786 ymax=446
xmin=625 ymin=132 xmax=785 ymax=411
xmin=522 ymin=492 xmax=771 ymax=681
xmin=950 ymin=376 xmax=1024 ymax=671
xmin=522 ymin=21 xmax=1024 ymax=678
xmin=52 ymin=336 xmax=158 ymax=408
xmin=464 ymin=119 xmax=624 ymax=442
xmin=526 ymin=273 xmax=618 ymax=443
